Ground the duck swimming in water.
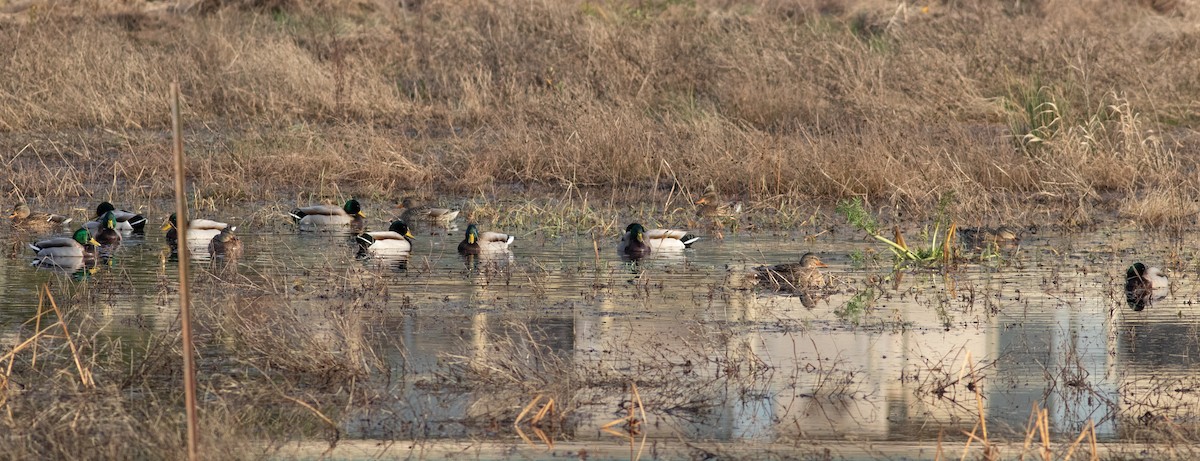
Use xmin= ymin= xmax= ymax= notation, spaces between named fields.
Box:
xmin=754 ymin=252 xmax=829 ymax=290
xmin=29 ymin=228 xmax=101 ymax=265
xmin=9 ymin=202 xmax=72 ymax=233
xmin=355 ymin=220 xmax=415 ymax=255
xmin=1125 ymin=262 xmax=1169 ymax=311
xmin=399 ymin=197 xmax=460 ymax=230
xmin=208 ymin=227 xmax=243 ymax=258
xmin=618 ymin=223 xmax=699 ymax=260
xmin=457 ymin=224 xmax=515 ymax=255
xmin=290 ymin=199 xmax=366 ymax=232
xmin=83 ymin=202 xmax=147 ymax=234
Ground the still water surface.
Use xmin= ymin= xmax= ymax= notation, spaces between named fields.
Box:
xmin=2 ymin=214 xmax=1198 ymax=453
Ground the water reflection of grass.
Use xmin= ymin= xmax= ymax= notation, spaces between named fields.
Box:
xmin=7 ymin=222 xmax=1200 ymax=458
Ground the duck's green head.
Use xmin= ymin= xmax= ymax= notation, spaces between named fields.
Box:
xmin=1127 ymin=262 xmax=1147 ymax=280
xmin=95 ymin=201 xmax=116 ymax=218
xmin=464 ymin=224 xmax=479 ymax=244
xmin=388 ymin=220 xmax=414 ymax=239
xmin=162 ymin=213 xmax=178 ymax=231
xmin=101 ymin=211 xmax=117 ymax=230
xmin=73 ymin=228 xmax=100 ymax=247
xmin=344 ymin=199 xmax=365 ymax=218
xmin=626 ymin=223 xmax=646 ymax=242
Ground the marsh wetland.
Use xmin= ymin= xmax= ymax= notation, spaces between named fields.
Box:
xmin=3 ymin=199 xmax=1200 ymax=460
xmin=4 ymin=0 xmax=1200 ymax=458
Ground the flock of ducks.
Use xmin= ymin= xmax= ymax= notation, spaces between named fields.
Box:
xmin=8 ymin=189 xmax=836 ymax=292
xmin=10 ymin=191 xmax=1173 ymax=308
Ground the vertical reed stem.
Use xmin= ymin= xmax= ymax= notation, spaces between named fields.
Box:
xmin=171 ymin=81 xmax=200 ymax=461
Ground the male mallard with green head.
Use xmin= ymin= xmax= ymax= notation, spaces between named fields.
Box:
xmin=94 ymin=211 xmax=123 ymax=245
xmin=163 ymin=213 xmax=230 ymax=249
xmin=29 ymin=228 xmax=101 ymax=265
xmin=84 ymin=202 xmax=147 ymax=234
xmin=290 ymin=199 xmax=366 ymax=231
xmin=1126 ymin=262 xmax=1169 ymax=311
xmin=754 ymin=252 xmax=829 ymax=290
xmin=356 ymin=220 xmax=415 ymax=255
xmin=399 ymin=197 xmax=460 ymax=229
xmin=618 ymin=223 xmax=699 ymax=260
xmin=9 ymin=203 xmax=72 ymax=232
xmin=457 ymin=224 xmax=514 ymax=255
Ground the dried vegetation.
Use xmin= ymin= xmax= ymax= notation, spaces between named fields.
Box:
xmin=1 ymin=0 xmax=1198 ymax=227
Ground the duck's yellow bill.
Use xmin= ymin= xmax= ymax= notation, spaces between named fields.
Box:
xmin=161 ymin=222 xmax=173 ymax=231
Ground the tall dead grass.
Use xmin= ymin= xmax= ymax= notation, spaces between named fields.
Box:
xmin=1 ymin=0 xmax=1198 ymax=225
xmin=0 ymin=267 xmax=389 ymax=458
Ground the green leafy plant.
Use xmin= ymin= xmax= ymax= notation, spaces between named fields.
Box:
xmin=836 ymin=197 xmax=959 ymax=266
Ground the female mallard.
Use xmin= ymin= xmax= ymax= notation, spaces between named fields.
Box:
xmin=208 ymin=227 xmax=243 ymax=258
xmin=399 ymin=197 xmax=459 ymax=229
xmin=163 ymin=213 xmax=230 ymax=248
xmin=10 ymin=203 xmax=73 ymax=232
xmin=356 ymin=220 xmax=415 ymax=255
xmin=754 ymin=252 xmax=829 ymax=290
xmin=1126 ymin=263 xmax=1169 ymax=311
xmin=84 ymin=202 xmax=147 ymax=234
xmin=695 ymin=185 xmax=742 ymax=220
xmin=457 ymin=224 xmax=514 ymax=255
xmin=957 ymin=226 xmax=1021 ymax=250
xmin=29 ymin=228 xmax=101 ymax=264
xmin=618 ymin=223 xmax=699 ymax=260
xmin=290 ymin=199 xmax=365 ymax=231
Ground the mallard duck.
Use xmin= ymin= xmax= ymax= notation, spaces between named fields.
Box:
xmin=618 ymin=223 xmax=699 ymax=259
xmin=29 ymin=228 xmax=100 ymax=264
xmin=695 ymin=185 xmax=742 ymax=219
xmin=399 ymin=197 xmax=460 ymax=229
xmin=163 ymin=213 xmax=230 ymax=248
xmin=83 ymin=202 xmax=147 ymax=234
xmin=290 ymin=199 xmax=365 ymax=231
xmin=356 ymin=220 xmax=415 ymax=254
xmin=9 ymin=203 xmax=72 ymax=232
xmin=457 ymin=224 xmax=514 ymax=255
xmin=754 ymin=252 xmax=829 ymax=290
xmin=92 ymin=211 xmax=123 ymax=245
xmin=957 ymin=226 xmax=1021 ymax=250
xmin=1126 ymin=263 xmax=1169 ymax=311
xmin=208 ymin=227 xmax=243 ymax=258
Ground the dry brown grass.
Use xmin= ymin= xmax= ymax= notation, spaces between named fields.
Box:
xmin=1 ymin=0 xmax=1199 ymax=226
xmin=0 ymin=265 xmax=389 ymax=459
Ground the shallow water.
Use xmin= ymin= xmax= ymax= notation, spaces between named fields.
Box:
xmin=3 ymin=211 xmax=1199 ymax=455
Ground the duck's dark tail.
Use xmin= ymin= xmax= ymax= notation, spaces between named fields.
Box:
xmin=355 ymin=233 xmax=375 ymax=250
xmin=129 ymin=214 xmax=147 ymax=233
xmin=289 ymin=209 xmax=306 ymax=224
